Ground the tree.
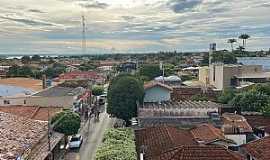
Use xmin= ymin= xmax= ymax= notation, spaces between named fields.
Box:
xmin=139 ymin=64 xmax=162 ymax=80
xmin=217 ymin=88 xmax=236 ymax=104
xmin=239 ymin=34 xmax=250 ymax=48
xmin=21 ymin=55 xmax=31 ymax=64
xmin=227 ymin=38 xmax=237 ymax=51
xmin=211 ymin=52 xmax=237 ymax=64
xmin=32 ymin=55 xmax=41 ymax=61
xmin=92 ymin=85 xmax=104 ymax=96
xmin=96 ymin=128 xmax=136 ymax=160
xmin=51 ymin=110 xmax=81 ymax=142
xmin=107 ymin=75 xmax=144 ymax=125
xmin=229 ymin=90 xmax=269 ymax=112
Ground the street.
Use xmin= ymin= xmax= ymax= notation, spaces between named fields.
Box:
xmin=65 ymin=105 xmax=114 ymax=160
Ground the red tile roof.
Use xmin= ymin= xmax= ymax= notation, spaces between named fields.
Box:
xmin=155 ymin=146 xmax=243 ymax=160
xmin=135 ymin=126 xmax=197 ymax=159
xmin=242 ymin=136 xmax=270 ymax=160
xmin=190 ymin=123 xmax=225 ymax=143
xmin=222 ymin=113 xmax=253 ymax=134
xmin=0 ymin=112 xmax=47 ymax=160
xmin=0 ymin=106 xmax=62 ymax=121
xmin=135 ymin=126 xmax=243 ymax=160
xmin=144 ymin=81 xmax=173 ymax=91
xmin=244 ymin=115 xmax=270 ymax=133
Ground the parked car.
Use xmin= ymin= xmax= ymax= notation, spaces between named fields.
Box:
xmin=67 ymin=134 xmax=83 ymax=149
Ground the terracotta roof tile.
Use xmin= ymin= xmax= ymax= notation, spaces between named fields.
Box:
xmin=135 ymin=126 xmax=197 ymax=159
xmin=222 ymin=113 xmax=253 ymax=133
xmin=242 ymin=136 xmax=270 ymax=160
xmin=0 ymin=105 xmax=62 ymax=121
xmin=190 ymin=123 xmax=225 ymax=143
xmin=0 ymin=112 xmax=47 ymax=160
xmin=155 ymin=146 xmax=243 ymax=160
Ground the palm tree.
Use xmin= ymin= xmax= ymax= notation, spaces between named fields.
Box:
xmin=239 ymin=34 xmax=250 ymax=48
xmin=227 ymin=38 xmax=237 ymax=51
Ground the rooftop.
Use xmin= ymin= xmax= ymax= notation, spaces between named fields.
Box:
xmin=0 ymin=105 xmax=62 ymax=121
xmin=0 ymin=112 xmax=47 ymax=160
xmin=190 ymin=123 xmax=225 ymax=144
xmin=135 ymin=126 xmax=242 ymax=160
xmin=139 ymin=101 xmax=221 ymax=118
xmin=242 ymin=136 xmax=270 ymax=160
xmin=144 ymin=81 xmax=173 ymax=91
xmin=0 ymin=78 xmax=44 ymax=92
xmin=154 ymin=145 xmax=243 ymax=160
xmin=33 ymin=86 xmax=84 ymax=97
xmin=222 ymin=113 xmax=253 ymax=134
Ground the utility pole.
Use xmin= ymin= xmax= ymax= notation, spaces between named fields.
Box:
xmin=82 ymin=14 xmax=86 ymax=54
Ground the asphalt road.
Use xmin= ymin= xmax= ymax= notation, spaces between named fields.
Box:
xmin=65 ymin=105 xmax=114 ymax=160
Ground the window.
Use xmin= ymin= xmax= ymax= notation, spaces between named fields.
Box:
xmin=24 ymin=100 xmax=26 ymax=104
xmin=3 ymin=100 xmax=10 ymax=104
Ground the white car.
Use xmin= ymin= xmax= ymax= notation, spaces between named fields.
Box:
xmin=67 ymin=134 xmax=83 ymax=149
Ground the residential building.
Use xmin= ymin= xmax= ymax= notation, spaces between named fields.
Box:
xmin=0 ymin=111 xmax=64 ymax=160
xmin=244 ymin=114 xmax=270 ymax=138
xmin=0 ymin=105 xmax=62 ymax=121
xmin=135 ymin=126 xmax=243 ymax=160
xmin=199 ymin=64 xmax=270 ymax=90
xmin=138 ymin=101 xmax=221 ymax=127
xmin=144 ymin=82 xmax=173 ymax=103
xmin=241 ymin=136 xmax=270 ymax=160
xmin=222 ymin=113 xmax=253 ymax=146
xmin=58 ymin=71 xmax=105 ymax=84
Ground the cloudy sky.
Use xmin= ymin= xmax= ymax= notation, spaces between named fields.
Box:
xmin=0 ymin=0 xmax=270 ymax=55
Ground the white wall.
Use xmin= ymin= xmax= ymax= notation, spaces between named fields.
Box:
xmin=144 ymin=86 xmax=171 ymax=103
xmin=0 ymin=97 xmax=27 ymax=106
xmin=225 ymin=134 xmax=246 ymax=146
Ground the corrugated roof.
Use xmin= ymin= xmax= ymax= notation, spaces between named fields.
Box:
xmin=33 ymin=86 xmax=83 ymax=97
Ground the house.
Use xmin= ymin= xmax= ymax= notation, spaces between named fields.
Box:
xmin=118 ymin=61 xmax=137 ymax=73
xmin=190 ymin=123 xmax=236 ymax=148
xmin=0 ymin=105 xmax=62 ymax=121
xmin=144 ymin=82 xmax=173 ymax=103
xmin=241 ymin=136 xmax=270 ymax=160
xmin=244 ymin=114 xmax=270 ymax=138
xmin=30 ymin=86 xmax=89 ymax=111
xmin=138 ymin=101 xmax=221 ymax=127
xmin=0 ymin=111 xmax=64 ymax=160
xmin=135 ymin=126 xmax=243 ymax=160
xmin=222 ymin=113 xmax=253 ymax=146
xmin=58 ymin=71 xmax=105 ymax=84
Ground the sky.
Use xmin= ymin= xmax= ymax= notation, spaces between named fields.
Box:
xmin=0 ymin=0 xmax=270 ymax=55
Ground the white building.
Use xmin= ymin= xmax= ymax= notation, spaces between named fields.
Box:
xmin=143 ymin=82 xmax=173 ymax=103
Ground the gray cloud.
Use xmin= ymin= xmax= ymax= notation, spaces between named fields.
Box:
xmin=167 ymin=0 xmax=202 ymax=13
xmin=28 ymin=9 xmax=45 ymax=13
xmin=0 ymin=16 xmax=54 ymax=26
xmin=78 ymin=1 xmax=109 ymax=9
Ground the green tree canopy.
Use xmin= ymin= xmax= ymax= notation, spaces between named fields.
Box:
xmin=32 ymin=55 xmax=41 ymax=61
xmin=51 ymin=110 xmax=81 ymax=136
xmin=96 ymin=128 xmax=136 ymax=160
xmin=107 ymin=75 xmax=144 ymax=125
xmin=139 ymin=64 xmax=162 ymax=80
xmin=217 ymin=88 xmax=236 ymax=104
xmin=229 ymin=90 xmax=269 ymax=112
xmin=21 ymin=55 xmax=31 ymax=64
xmin=92 ymin=85 xmax=104 ymax=96
xmin=211 ymin=52 xmax=237 ymax=64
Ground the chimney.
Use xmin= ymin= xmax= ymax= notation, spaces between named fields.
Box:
xmin=42 ymin=74 xmax=47 ymax=89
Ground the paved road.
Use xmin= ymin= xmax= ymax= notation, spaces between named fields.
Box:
xmin=65 ymin=106 xmax=114 ymax=160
